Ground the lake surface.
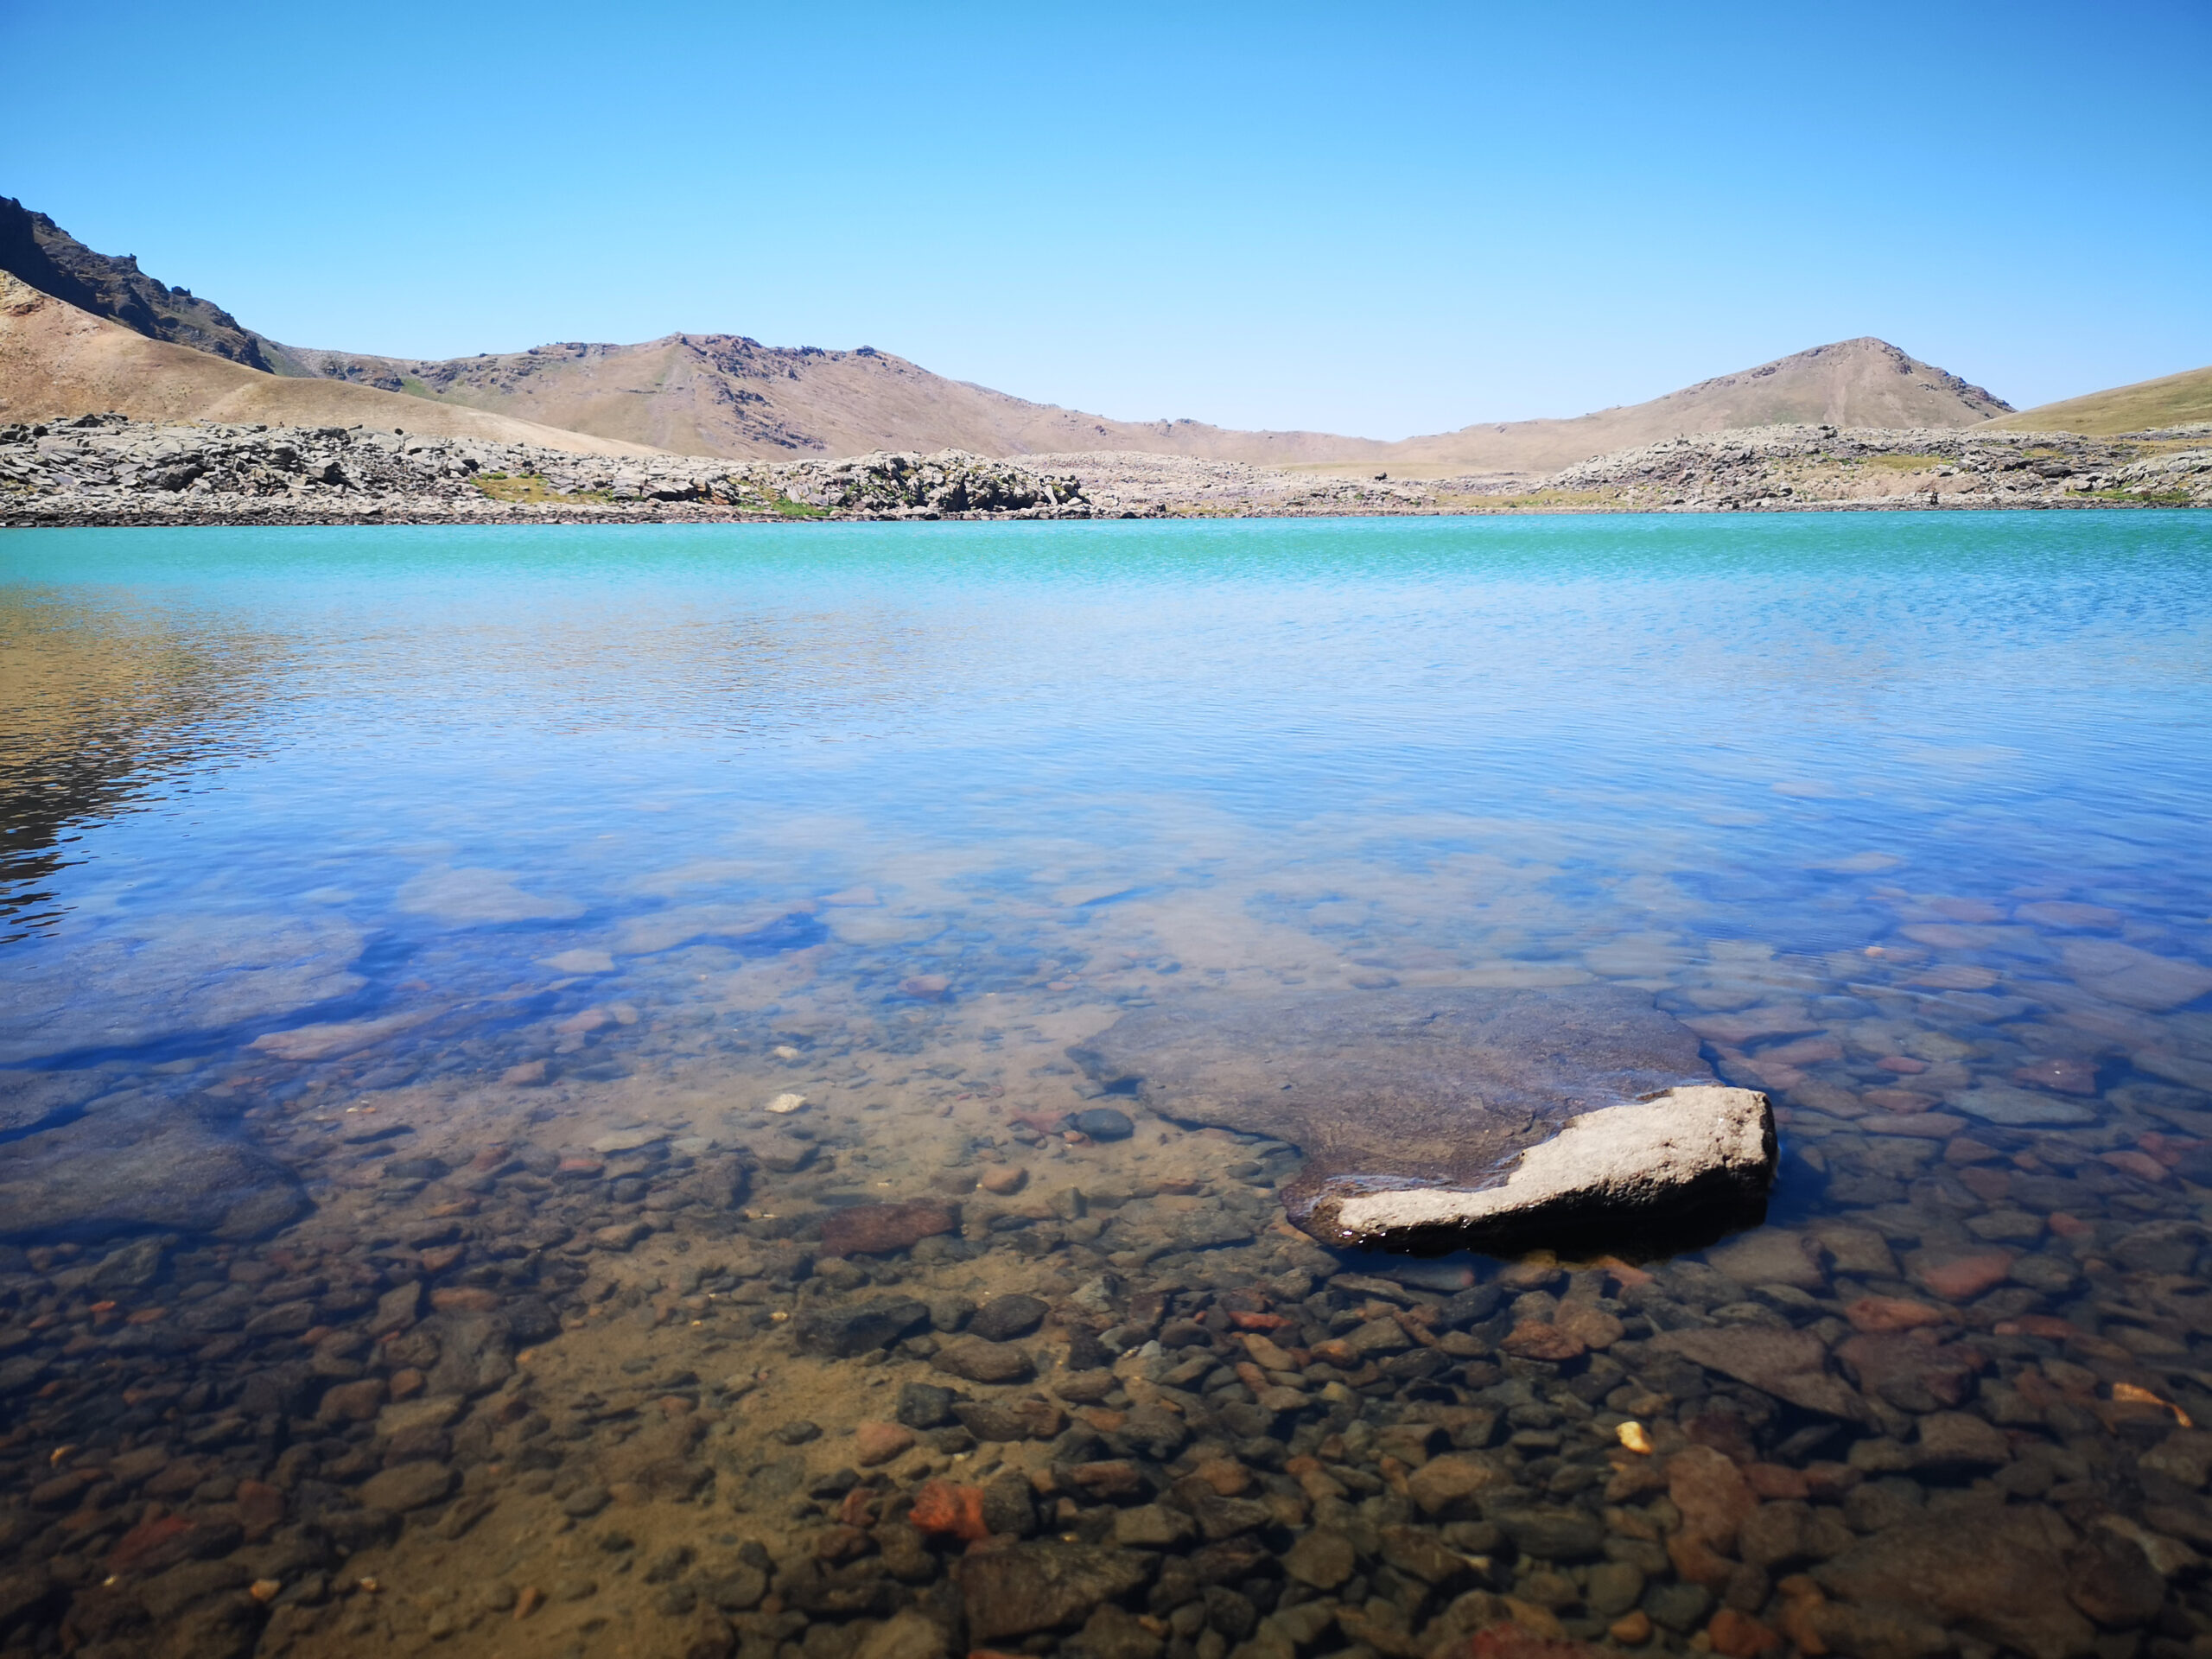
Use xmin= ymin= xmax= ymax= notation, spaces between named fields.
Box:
xmin=3 ymin=512 xmax=2210 ymax=1659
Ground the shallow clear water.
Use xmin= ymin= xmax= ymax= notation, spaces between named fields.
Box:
xmin=3 ymin=512 xmax=2210 ymax=1659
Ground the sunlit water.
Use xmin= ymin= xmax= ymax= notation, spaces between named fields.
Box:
xmin=2 ymin=513 xmax=2209 ymax=1659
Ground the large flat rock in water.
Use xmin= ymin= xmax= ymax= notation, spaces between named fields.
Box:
xmin=0 ymin=1096 xmax=306 ymax=1243
xmin=1068 ymin=986 xmax=1773 ymax=1255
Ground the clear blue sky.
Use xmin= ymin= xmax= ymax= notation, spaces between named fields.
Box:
xmin=7 ymin=0 xmax=2208 ymax=437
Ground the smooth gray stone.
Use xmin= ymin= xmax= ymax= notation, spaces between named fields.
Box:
xmin=1948 ymin=1084 xmax=2097 ymax=1126
xmin=0 ymin=1097 xmax=306 ymax=1242
xmin=1068 ymin=985 xmax=1774 ymax=1254
xmin=0 ymin=1069 xmax=110 ymax=1135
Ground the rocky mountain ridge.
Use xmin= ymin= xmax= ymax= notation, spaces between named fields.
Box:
xmin=251 ymin=334 xmax=2024 ymax=474
xmin=0 ymin=197 xmax=274 ymax=371
xmin=2 ymin=198 xmax=2033 ymax=475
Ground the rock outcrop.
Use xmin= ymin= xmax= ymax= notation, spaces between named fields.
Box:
xmin=0 ymin=414 xmax=1094 ymax=526
xmin=1068 ymin=986 xmax=1776 ymax=1254
xmin=1537 ymin=422 xmax=2212 ymax=512
xmin=0 ymin=197 xmax=273 ymax=370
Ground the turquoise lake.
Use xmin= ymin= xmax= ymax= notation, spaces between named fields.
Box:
xmin=2 ymin=511 xmax=2210 ymax=1659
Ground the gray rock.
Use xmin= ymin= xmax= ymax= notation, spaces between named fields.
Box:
xmin=88 ymin=1236 xmax=165 ymax=1290
xmin=895 ymin=1382 xmax=957 ymax=1429
xmin=1644 ymin=1581 xmax=1713 ymax=1632
xmin=2063 ymin=1530 xmax=2164 ymax=1628
xmin=0 ymin=1068 xmax=107 ymax=1135
xmin=0 ymin=1097 xmax=306 ymax=1242
xmin=961 ymin=1542 xmax=1155 ymax=1643
xmin=1069 ymin=1108 xmax=1134 ymax=1140
xmin=927 ymin=1294 xmax=976 ymax=1332
xmin=955 ymin=1397 xmax=1065 ymax=1441
xmin=1649 ymin=1325 xmax=1873 ymax=1421
xmin=138 ymin=1558 xmax=248 ymax=1619
xmin=1067 ymin=986 xmax=1771 ymax=1252
xmin=1815 ymin=1508 xmax=2094 ymax=1659
xmin=1284 ymin=1529 xmax=1357 ymax=1589
xmin=1586 ymin=1560 xmax=1645 ymax=1617
xmin=1113 ymin=1505 xmax=1196 ymax=1548
xmin=790 ymin=1298 xmax=929 ymax=1357
xmin=0 ymin=914 xmax=365 ymax=1065
xmin=369 ymin=1280 xmax=423 ymax=1335
xmin=931 ymin=1335 xmax=1035 ymax=1383
xmin=1948 ymin=1084 xmax=2098 ymax=1127
xmin=854 ymin=1611 xmax=951 ymax=1659
xmin=969 ymin=1294 xmax=1048 ymax=1341
xmin=982 ymin=1471 xmax=1039 ymax=1536
xmin=1914 ymin=1411 xmax=2011 ymax=1470
xmin=1494 ymin=1508 xmax=1607 ymax=1560
xmin=426 ymin=1313 xmax=512 ymax=1396
xmin=359 ymin=1461 xmax=455 ymax=1512
xmin=702 ymin=1564 xmax=769 ymax=1611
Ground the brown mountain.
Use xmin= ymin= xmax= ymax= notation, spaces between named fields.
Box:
xmin=265 ymin=334 xmax=2014 ymax=474
xmin=0 ymin=274 xmax=650 ymax=455
xmin=1371 ymin=338 xmax=2013 ymax=475
xmin=0 ymin=197 xmax=2016 ymax=471
xmin=260 ymin=334 xmax=1378 ymax=464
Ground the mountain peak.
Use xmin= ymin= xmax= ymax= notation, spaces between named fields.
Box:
xmin=0 ymin=197 xmax=273 ymax=372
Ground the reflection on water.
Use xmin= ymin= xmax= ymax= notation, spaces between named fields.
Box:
xmin=1 ymin=513 xmax=2210 ymax=1659
xmin=0 ymin=589 xmax=283 ymax=943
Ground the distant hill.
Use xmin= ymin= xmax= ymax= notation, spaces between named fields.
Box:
xmin=264 ymin=334 xmax=2015 ymax=474
xmin=1984 ymin=364 xmax=2212 ymax=436
xmin=0 ymin=195 xmax=2023 ymax=471
xmin=0 ymin=274 xmax=651 ymax=454
xmin=260 ymin=334 xmax=1379 ymax=465
xmin=1369 ymin=339 xmax=2014 ymax=475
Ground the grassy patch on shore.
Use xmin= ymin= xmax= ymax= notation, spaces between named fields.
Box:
xmin=1852 ymin=453 xmax=1947 ymax=472
xmin=772 ymin=494 xmax=828 ymax=518
xmin=2083 ymin=487 xmax=2197 ymax=507
xmin=1478 ymin=488 xmax=1621 ymax=511
xmin=470 ymin=472 xmax=612 ymax=505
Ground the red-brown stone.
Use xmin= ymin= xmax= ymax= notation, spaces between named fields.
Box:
xmin=821 ymin=1200 xmax=959 ymax=1257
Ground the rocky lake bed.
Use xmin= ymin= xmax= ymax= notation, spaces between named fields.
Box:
xmin=5 ymin=885 xmax=2212 ymax=1659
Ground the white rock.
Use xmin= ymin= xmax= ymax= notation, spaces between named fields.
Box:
xmin=1319 ymin=1084 xmax=1774 ymax=1250
xmin=764 ymin=1092 xmax=808 ymax=1115
xmin=540 ymin=948 xmax=615 ymax=975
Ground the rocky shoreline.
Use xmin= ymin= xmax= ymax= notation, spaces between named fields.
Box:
xmin=3 ymin=416 xmax=2206 ymax=530
xmin=0 ymin=416 xmax=1103 ymax=529
xmin=1042 ymin=424 xmax=2212 ymax=518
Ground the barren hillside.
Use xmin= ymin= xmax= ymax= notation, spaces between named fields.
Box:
xmin=1984 ymin=364 xmax=2212 ymax=436
xmin=0 ymin=198 xmax=2025 ymax=472
xmin=277 ymin=335 xmax=2015 ymax=474
xmin=267 ymin=334 xmax=1381 ymax=464
xmin=0 ymin=276 xmax=652 ymax=456
xmin=1367 ymin=339 xmax=2013 ymax=475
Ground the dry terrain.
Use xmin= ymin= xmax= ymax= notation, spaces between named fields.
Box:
xmin=264 ymin=335 xmax=2016 ymax=474
xmin=264 ymin=334 xmax=1387 ymax=467
xmin=10 ymin=413 xmax=2204 ymax=530
xmin=0 ymin=276 xmax=649 ymax=457
xmin=0 ymin=195 xmax=2203 ymax=511
xmin=1986 ymin=364 xmax=2212 ymax=437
